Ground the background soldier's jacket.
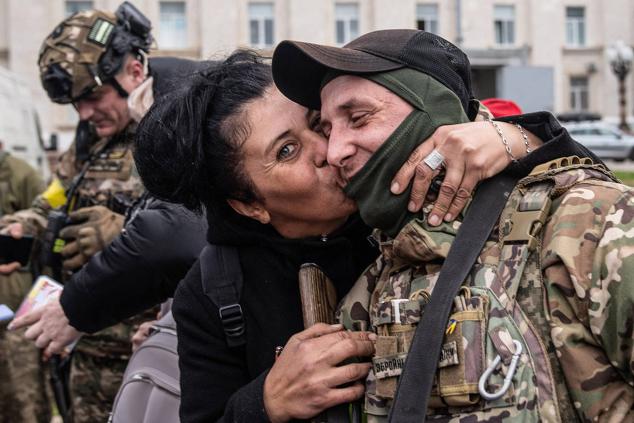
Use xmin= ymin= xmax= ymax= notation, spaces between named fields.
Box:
xmin=338 ymin=161 xmax=634 ymax=422
xmin=0 ymin=151 xmax=45 ymax=218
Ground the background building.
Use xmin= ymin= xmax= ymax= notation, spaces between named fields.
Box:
xmin=1 ymin=0 xmax=633 ymax=148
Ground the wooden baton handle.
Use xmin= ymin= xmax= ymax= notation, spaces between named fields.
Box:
xmin=298 ymin=263 xmax=338 ymax=327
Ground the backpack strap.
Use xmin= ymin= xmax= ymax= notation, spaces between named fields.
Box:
xmin=200 ymin=244 xmax=246 ymax=348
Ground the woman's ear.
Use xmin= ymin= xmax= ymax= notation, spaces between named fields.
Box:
xmin=227 ymin=199 xmax=271 ymax=224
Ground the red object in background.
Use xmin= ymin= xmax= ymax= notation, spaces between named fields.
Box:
xmin=481 ymin=98 xmax=523 ymax=118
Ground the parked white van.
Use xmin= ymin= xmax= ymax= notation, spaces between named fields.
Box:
xmin=0 ymin=66 xmax=50 ymax=179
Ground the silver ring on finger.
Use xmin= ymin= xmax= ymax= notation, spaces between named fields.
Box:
xmin=422 ymin=149 xmax=445 ymax=171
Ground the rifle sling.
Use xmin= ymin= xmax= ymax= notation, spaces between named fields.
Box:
xmin=388 ymin=172 xmax=521 ymax=423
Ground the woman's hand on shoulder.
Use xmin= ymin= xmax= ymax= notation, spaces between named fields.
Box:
xmin=263 ymin=323 xmax=375 ymax=423
xmin=392 ymin=120 xmax=543 ymax=225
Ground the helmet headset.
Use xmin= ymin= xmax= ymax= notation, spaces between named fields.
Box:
xmin=39 ymin=1 xmax=153 ymax=104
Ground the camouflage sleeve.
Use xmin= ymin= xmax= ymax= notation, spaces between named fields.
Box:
xmin=589 ymin=187 xmax=634 ymax=384
xmin=0 ymin=174 xmax=71 ymax=236
xmin=542 ymin=180 xmax=634 ymax=421
xmin=0 ymin=148 xmax=76 ymax=236
xmin=0 ymin=193 xmax=52 ymax=236
xmin=3 ymin=167 xmax=48 ymax=236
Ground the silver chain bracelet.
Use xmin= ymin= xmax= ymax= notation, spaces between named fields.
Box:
xmin=486 ymin=117 xmax=517 ymax=162
xmin=514 ymin=123 xmax=532 ymax=154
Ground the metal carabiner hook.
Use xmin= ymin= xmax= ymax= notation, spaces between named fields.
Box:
xmin=478 ymin=339 xmax=523 ymax=401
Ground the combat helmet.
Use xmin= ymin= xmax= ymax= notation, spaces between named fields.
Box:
xmin=38 ymin=1 xmax=153 ymax=104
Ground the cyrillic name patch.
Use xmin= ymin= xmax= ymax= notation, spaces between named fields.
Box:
xmin=373 ymin=353 xmax=407 ymax=379
xmin=438 ymin=340 xmax=459 ymax=368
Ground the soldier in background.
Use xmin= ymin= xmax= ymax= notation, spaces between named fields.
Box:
xmin=0 ymin=141 xmax=47 ymax=423
xmin=0 ymin=3 xmax=196 ymax=421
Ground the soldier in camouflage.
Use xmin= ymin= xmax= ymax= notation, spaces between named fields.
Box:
xmin=0 ymin=5 xmax=151 ymax=267
xmin=1 ymin=3 xmax=153 ymax=422
xmin=274 ymin=30 xmax=634 ymax=422
xmin=0 ymin=143 xmax=47 ymax=423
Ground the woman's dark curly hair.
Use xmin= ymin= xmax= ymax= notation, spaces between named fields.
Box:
xmin=134 ymin=50 xmax=273 ymax=214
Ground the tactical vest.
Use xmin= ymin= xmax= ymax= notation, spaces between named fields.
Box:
xmin=338 ymin=157 xmax=620 ymax=422
xmin=61 ymin=135 xmax=142 ymax=214
xmin=41 ymin=130 xmax=146 ymax=357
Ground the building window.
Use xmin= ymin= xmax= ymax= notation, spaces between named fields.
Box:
xmin=159 ymin=1 xmax=187 ymax=49
xmin=335 ymin=3 xmax=359 ymax=45
xmin=566 ymin=7 xmax=586 ymax=47
xmin=494 ymin=5 xmax=515 ymax=46
xmin=416 ymin=4 xmax=438 ymax=34
xmin=65 ymin=0 xmax=93 ymax=17
xmin=249 ymin=3 xmax=275 ymax=49
xmin=570 ymin=76 xmax=589 ymax=111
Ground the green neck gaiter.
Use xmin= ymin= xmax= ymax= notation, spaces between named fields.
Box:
xmin=340 ymin=68 xmax=469 ymax=238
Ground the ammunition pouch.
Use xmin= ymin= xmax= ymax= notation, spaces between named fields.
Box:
xmin=368 ymin=286 xmax=520 ymax=417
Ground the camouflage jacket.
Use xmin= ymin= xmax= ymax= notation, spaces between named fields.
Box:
xmin=338 ymin=159 xmax=634 ymax=422
xmin=0 ymin=126 xmax=143 ymax=236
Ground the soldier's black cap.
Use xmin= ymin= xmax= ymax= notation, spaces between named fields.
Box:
xmin=272 ymin=29 xmax=478 ymax=119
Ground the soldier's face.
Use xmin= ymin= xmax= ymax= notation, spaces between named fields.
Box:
xmin=320 ymin=75 xmax=413 ymax=185
xmin=75 ymin=83 xmax=131 ymax=137
xmin=74 ymin=58 xmax=145 ymax=138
